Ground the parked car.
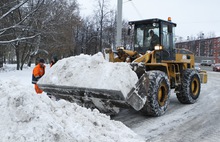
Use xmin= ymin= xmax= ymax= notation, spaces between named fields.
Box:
xmin=200 ymin=60 xmax=212 ymax=66
xmin=195 ymin=63 xmax=201 ymax=72
xmin=213 ymin=63 xmax=220 ymax=72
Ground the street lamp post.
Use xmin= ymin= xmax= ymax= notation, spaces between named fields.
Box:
xmin=116 ymin=0 xmax=122 ymax=49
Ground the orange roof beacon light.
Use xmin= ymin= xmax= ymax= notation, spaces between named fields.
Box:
xmin=168 ymin=17 xmax=171 ymax=21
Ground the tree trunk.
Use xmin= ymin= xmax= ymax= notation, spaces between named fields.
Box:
xmin=15 ymin=45 xmax=20 ymax=70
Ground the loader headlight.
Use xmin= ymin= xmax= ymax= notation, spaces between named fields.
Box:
xmin=117 ymin=46 xmax=125 ymax=50
xmin=154 ymin=45 xmax=163 ymax=50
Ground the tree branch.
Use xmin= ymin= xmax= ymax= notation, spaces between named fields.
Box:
xmin=0 ymin=34 xmax=40 ymax=44
xmin=0 ymin=0 xmax=29 ymax=20
xmin=0 ymin=0 xmax=44 ymax=35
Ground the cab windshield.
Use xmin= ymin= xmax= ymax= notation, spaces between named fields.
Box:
xmin=134 ymin=23 xmax=159 ymax=53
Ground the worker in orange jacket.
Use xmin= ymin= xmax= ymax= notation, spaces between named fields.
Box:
xmin=32 ymin=58 xmax=45 ymax=94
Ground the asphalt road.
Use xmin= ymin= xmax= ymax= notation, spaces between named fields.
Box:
xmin=200 ymin=65 xmax=213 ymax=71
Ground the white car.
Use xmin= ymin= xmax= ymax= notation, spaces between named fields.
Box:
xmin=195 ymin=63 xmax=201 ymax=72
xmin=200 ymin=60 xmax=212 ymax=66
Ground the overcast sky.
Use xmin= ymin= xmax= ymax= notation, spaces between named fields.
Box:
xmin=78 ymin=0 xmax=220 ymax=39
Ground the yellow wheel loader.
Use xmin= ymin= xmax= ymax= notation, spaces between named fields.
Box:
xmin=39 ymin=18 xmax=207 ymax=116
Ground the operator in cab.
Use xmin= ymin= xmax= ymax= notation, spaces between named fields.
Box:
xmin=149 ymin=30 xmax=159 ymax=50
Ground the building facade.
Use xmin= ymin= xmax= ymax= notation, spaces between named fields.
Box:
xmin=175 ymin=37 xmax=220 ymax=63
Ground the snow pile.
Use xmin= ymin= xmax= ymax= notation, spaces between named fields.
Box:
xmin=0 ymin=79 xmax=143 ymax=142
xmin=0 ymin=64 xmax=18 ymax=72
xmin=38 ymin=53 xmax=139 ymax=98
xmin=0 ymin=64 xmax=30 ymax=73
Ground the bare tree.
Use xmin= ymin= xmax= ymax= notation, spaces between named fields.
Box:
xmin=32 ymin=0 xmax=81 ymax=58
xmin=0 ymin=0 xmax=81 ymax=69
xmin=0 ymin=0 xmax=133 ymax=69
xmin=93 ymin=0 xmax=110 ymax=52
xmin=0 ymin=0 xmax=44 ymax=70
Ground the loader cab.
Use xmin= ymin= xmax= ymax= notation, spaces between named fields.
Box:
xmin=129 ymin=18 xmax=177 ymax=61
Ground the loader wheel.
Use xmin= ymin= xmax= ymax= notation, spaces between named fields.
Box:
xmin=140 ymin=71 xmax=170 ymax=116
xmin=176 ymin=69 xmax=201 ymax=104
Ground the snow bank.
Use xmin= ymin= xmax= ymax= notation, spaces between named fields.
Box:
xmin=38 ymin=53 xmax=139 ymax=98
xmin=0 ymin=79 xmax=143 ymax=142
xmin=0 ymin=64 xmax=18 ymax=72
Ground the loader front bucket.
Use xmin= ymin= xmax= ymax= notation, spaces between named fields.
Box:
xmin=38 ymin=84 xmax=125 ymax=101
xmin=39 ymin=83 xmax=138 ymax=115
xmin=38 ymin=73 xmax=149 ymax=113
xmin=126 ymin=73 xmax=149 ymax=111
xmin=38 ymin=84 xmax=134 ymax=115
xmin=39 ymin=79 xmax=148 ymax=113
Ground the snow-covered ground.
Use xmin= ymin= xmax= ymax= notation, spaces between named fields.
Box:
xmin=1 ymin=53 xmax=220 ymax=142
xmin=0 ymin=62 xmax=143 ymax=142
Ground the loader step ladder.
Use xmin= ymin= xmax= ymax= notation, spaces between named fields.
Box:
xmin=174 ymin=64 xmax=181 ymax=93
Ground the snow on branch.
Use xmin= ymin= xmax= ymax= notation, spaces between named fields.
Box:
xmin=0 ymin=0 xmax=29 ymax=20
xmin=0 ymin=34 xmax=40 ymax=44
xmin=0 ymin=0 xmax=44 ymax=35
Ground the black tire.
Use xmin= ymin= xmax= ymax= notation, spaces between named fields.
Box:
xmin=176 ymin=69 xmax=201 ymax=104
xmin=140 ymin=71 xmax=171 ymax=116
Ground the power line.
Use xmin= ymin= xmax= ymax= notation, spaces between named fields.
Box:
xmin=130 ymin=1 xmax=143 ymax=19
xmin=123 ymin=0 xmax=132 ymax=3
